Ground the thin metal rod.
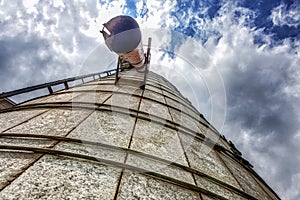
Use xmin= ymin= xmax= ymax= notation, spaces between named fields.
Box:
xmin=64 ymin=82 xmax=69 ymax=90
xmin=47 ymin=86 xmax=53 ymax=94
xmin=115 ymin=57 xmax=121 ymax=85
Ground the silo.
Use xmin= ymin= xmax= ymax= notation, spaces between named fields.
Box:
xmin=0 ymin=68 xmax=280 ymax=199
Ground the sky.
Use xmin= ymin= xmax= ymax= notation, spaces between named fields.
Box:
xmin=0 ymin=0 xmax=299 ymax=199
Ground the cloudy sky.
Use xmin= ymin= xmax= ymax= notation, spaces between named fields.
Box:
xmin=0 ymin=0 xmax=299 ymax=199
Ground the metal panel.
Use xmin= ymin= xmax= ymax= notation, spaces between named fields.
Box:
xmin=5 ymin=109 xmax=92 ymax=136
xmin=130 ymin=119 xmax=188 ymax=166
xmin=126 ymin=154 xmax=195 ymax=185
xmin=67 ymin=111 xmax=135 ymax=148
xmin=0 ymin=155 xmax=122 ymax=200
xmin=0 ymin=109 xmax=46 ymax=132
xmin=54 ymin=142 xmax=126 ymax=163
xmin=219 ymin=152 xmax=271 ymax=200
xmin=179 ymin=133 xmax=241 ymax=189
xmin=105 ymin=93 xmax=140 ymax=111
xmin=116 ymin=171 xmax=201 ymax=200
xmin=140 ymin=99 xmax=172 ymax=121
xmin=0 ymin=152 xmax=41 ymax=190
xmin=195 ymin=175 xmax=248 ymax=200
xmin=72 ymin=92 xmax=111 ymax=104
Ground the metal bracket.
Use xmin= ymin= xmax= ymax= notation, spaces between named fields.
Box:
xmin=114 ymin=37 xmax=152 ymax=89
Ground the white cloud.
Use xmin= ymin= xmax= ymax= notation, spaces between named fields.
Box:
xmin=22 ymin=0 xmax=39 ymax=14
xmin=271 ymin=2 xmax=300 ymax=28
xmin=136 ymin=0 xmax=175 ymax=28
xmin=1 ymin=1 xmax=300 ymax=199
xmin=283 ymin=173 xmax=300 ymax=200
xmin=168 ymin=2 xmax=300 ymax=199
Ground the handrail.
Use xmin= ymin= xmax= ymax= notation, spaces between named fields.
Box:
xmin=0 ymin=69 xmax=117 ymax=99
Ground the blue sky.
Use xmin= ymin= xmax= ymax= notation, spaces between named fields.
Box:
xmin=0 ymin=0 xmax=299 ymax=199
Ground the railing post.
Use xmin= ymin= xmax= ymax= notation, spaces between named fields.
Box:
xmin=64 ymin=82 xmax=69 ymax=90
xmin=48 ymin=86 xmax=53 ymax=94
xmin=115 ymin=57 xmax=121 ymax=85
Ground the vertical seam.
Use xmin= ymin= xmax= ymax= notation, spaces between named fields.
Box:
xmin=216 ymin=151 xmax=245 ymax=193
xmin=159 ymin=80 xmax=202 ymax=200
xmin=113 ymin=84 xmax=145 ymax=200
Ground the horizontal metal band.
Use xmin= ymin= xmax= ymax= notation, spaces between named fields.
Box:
xmin=0 ymin=101 xmax=207 ymax=142
xmin=0 ymin=144 xmax=255 ymax=200
xmin=0 ymin=133 xmax=257 ymax=200
xmin=74 ymin=79 xmax=206 ymax=125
